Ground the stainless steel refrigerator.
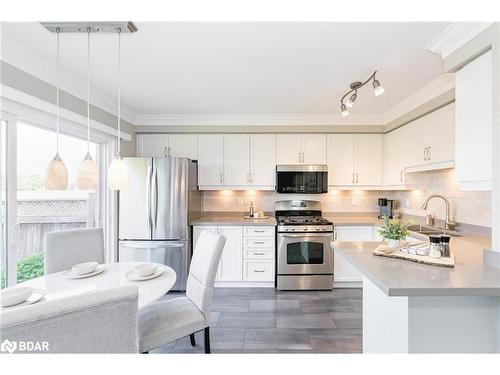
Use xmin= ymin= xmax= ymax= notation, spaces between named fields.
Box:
xmin=118 ymin=157 xmax=201 ymax=291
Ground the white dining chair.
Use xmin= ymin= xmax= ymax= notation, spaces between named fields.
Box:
xmin=43 ymin=227 xmax=105 ymax=274
xmin=0 ymin=286 xmax=138 ymax=353
xmin=138 ymin=230 xmax=226 ymax=354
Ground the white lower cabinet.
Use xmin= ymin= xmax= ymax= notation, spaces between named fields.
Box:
xmin=192 ymin=225 xmax=275 ymax=286
xmin=334 ymin=225 xmax=372 ymax=285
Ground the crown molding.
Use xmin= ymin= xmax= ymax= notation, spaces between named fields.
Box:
xmin=425 ymin=22 xmax=494 ymax=59
xmin=0 ymin=37 xmax=136 ymax=124
xmin=383 ymin=73 xmax=455 ymax=126
xmin=134 ymin=113 xmax=385 ymax=126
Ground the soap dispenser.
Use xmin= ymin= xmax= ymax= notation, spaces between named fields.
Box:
xmin=249 ymin=202 xmax=255 ymax=218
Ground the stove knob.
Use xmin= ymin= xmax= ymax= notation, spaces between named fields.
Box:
xmin=316 ymin=227 xmax=320 ymax=231
xmin=304 ymin=227 xmax=308 ymax=231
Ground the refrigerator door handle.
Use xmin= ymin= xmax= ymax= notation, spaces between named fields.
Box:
xmin=146 ymin=165 xmax=153 ymax=233
xmin=152 ymin=165 xmax=159 ymax=230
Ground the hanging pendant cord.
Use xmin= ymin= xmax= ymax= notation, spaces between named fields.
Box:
xmin=117 ymin=29 xmax=121 ymax=157
xmin=87 ymin=28 xmax=91 ymax=155
xmin=56 ymin=27 xmax=60 ymax=156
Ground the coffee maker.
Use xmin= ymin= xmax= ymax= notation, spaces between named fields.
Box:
xmin=378 ymin=198 xmax=396 ymax=219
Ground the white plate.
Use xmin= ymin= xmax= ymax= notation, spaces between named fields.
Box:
xmin=2 ymin=289 xmax=46 ymax=309
xmin=63 ymin=265 xmax=105 ymax=279
xmin=125 ymin=265 xmax=166 ymax=281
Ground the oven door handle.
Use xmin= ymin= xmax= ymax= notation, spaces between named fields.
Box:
xmin=279 ymin=233 xmax=333 ymax=238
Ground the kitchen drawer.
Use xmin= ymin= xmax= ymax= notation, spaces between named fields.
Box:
xmin=243 ymin=248 xmax=275 ymax=260
xmin=243 ymin=237 xmax=274 ymax=248
xmin=243 ymin=226 xmax=275 ymax=237
xmin=243 ymin=260 xmax=274 ymax=281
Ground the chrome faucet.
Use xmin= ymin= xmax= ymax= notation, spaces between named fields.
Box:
xmin=421 ymin=195 xmax=456 ymax=230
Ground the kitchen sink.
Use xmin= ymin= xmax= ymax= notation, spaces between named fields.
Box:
xmin=407 ymin=224 xmax=461 ymax=237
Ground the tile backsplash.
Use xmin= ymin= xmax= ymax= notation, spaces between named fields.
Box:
xmin=202 ymin=169 xmax=491 ymax=228
xmin=387 ymin=169 xmax=491 ymax=228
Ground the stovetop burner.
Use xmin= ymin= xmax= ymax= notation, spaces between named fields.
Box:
xmin=277 ymin=216 xmax=332 ymax=226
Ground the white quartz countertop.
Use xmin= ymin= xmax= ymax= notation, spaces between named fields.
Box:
xmin=331 ymin=238 xmax=500 ymax=297
xmin=191 ymin=216 xmax=277 ymax=226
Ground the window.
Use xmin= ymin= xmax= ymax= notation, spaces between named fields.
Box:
xmin=13 ymin=122 xmax=101 ymax=283
xmin=1 ymin=120 xmax=7 ymax=288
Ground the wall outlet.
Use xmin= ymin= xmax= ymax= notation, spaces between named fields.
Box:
xmin=238 ymin=197 xmax=245 ymax=206
xmin=405 ymin=198 xmax=410 ymax=208
xmin=351 ymin=197 xmax=358 ymax=206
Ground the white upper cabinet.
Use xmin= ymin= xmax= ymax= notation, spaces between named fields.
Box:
xmin=167 ymin=134 xmax=198 ymax=159
xmin=327 ymin=134 xmax=355 ymax=185
xmin=197 ymin=134 xmax=224 ymax=186
xmin=383 ymin=126 xmax=407 ymax=186
xmin=136 ymin=134 xmax=168 ymax=157
xmin=404 ymin=103 xmax=455 ymax=171
xmin=276 ymin=134 xmax=302 ymax=164
xmin=327 ymin=134 xmax=381 ymax=186
xmin=356 ymin=134 xmax=382 ymax=185
xmin=455 ymin=51 xmax=492 ymax=190
xmin=224 ymin=134 xmax=251 ymax=186
xmin=405 ymin=117 xmax=428 ymax=168
xmin=250 ymin=134 xmax=276 ymax=188
xmin=136 ymin=134 xmax=197 ymax=159
xmin=301 ymin=134 xmax=327 ymax=164
xmin=276 ymin=134 xmax=326 ymax=164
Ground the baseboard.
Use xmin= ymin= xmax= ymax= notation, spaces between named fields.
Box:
xmin=214 ymin=281 xmax=275 ymax=288
xmin=333 ymin=280 xmax=363 ymax=288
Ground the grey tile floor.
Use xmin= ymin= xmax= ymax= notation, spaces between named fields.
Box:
xmin=152 ymin=287 xmax=362 ymax=354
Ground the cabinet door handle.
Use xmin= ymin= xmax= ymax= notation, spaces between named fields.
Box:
xmin=220 ymin=172 xmax=223 ymax=184
xmin=428 ymin=146 xmax=431 ymax=161
xmin=356 ymin=173 xmax=359 ymax=183
xmin=400 ymin=170 xmax=404 ymax=183
xmin=168 ymin=146 xmax=171 ymax=156
xmin=254 ymin=270 xmax=266 ymax=273
xmin=164 ymin=146 xmax=168 ymax=157
xmin=352 ymin=173 xmax=355 ymax=184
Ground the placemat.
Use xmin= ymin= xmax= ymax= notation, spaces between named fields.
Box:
xmin=372 ymin=242 xmax=455 ymax=268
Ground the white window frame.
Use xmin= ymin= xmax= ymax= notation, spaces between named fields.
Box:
xmin=1 ymin=96 xmax=128 ymax=285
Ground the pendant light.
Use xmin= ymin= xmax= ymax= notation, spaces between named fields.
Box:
xmin=77 ymin=28 xmax=99 ymax=190
xmin=108 ymin=29 xmax=129 ymax=190
xmin=46 ymin=27 xmax=69 ymax=190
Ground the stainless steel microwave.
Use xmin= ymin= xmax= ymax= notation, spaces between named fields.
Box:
xmin=276 ymin=165 xmax=328 ymax=194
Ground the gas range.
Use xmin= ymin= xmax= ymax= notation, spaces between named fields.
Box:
xmin=275 ymin=200 xmax=334 ymax=290
xmin=276 ymin=216 xmax=333 ymax=233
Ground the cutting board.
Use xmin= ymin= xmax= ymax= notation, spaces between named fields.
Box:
xmin=372 ymin=242 xmax=455 ymax=268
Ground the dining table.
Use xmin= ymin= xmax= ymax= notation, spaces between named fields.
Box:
xmin=4 ymin=262 xmax=177 ymax=309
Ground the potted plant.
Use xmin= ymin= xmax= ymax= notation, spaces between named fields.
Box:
xmin=378 ymin=218 xmax=409 ymax=249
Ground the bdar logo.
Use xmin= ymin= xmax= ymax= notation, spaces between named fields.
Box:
xmin=1 ymin=339 xmax=17 ymax=354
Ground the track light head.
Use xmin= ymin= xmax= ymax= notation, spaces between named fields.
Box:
xmin=346 ymin=92 xmax=357 ymax=108
xmin=341 ymin=103 xmax=349 ymax=117
xmin=373 ymin=79 xmax=385 ymax=96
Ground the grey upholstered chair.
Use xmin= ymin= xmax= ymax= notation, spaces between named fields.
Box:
xmin=138 ymin=230 xmax=226 ymax=354
xmin=0 ymin=286 xmax=138 ymax=353
xmin=44 ymin=227 xmax=105 ymax=274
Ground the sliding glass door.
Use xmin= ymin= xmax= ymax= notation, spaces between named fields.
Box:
xmin=1 ymin=119 xmax=7 ymax=288
xmin=13 ymin=122 xmax=101 ymax=283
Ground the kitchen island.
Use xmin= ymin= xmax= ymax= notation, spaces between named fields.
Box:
xmin=332 ymin=238 xmax=500 ymax=353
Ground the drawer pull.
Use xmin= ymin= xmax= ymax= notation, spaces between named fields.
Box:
xmin=253 ymin=241 xmax=265 ymax=244
xmin=253 ymin=230 xmax=265 ymax=233
xmin=253 ymin=270 xmax=266 ymax=273
xmin=253 ymin=252 xmax=265 ymax=255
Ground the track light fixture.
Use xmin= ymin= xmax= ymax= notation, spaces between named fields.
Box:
xmin=340 ymin=71 xmax=384 ymax=117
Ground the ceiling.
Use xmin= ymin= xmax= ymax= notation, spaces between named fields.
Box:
xmin=1 ymin=22 xmax=450 ymax=117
